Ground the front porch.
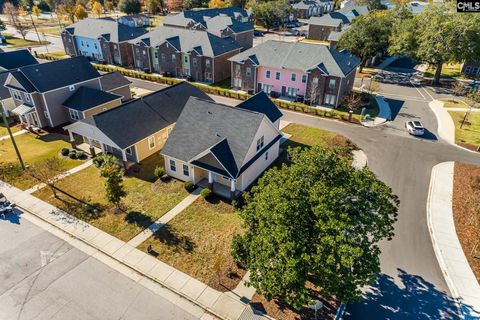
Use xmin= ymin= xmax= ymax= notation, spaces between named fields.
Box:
xmin=197 ymin=179 xmax=242 ymax=200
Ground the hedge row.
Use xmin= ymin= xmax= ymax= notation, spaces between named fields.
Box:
xmin=36 ymin=53 xmax=359 ymax=124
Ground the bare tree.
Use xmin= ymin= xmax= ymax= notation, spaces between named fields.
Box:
xmin=2 ymin=2 xmax=17 ymax=25
xmin=30 ymin=157 xmax=64 ymax=198
xmin=451 ymin=82 xmax=467 ymax=102
xmin=307 ymin=77 xmax=322 ymax=106
xmin=13 ymin=18 xmax=29 ymax=40
xmin=342 ymin=92 xmax=362 ymax=122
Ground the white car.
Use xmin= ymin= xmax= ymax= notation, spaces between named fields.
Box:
xmin=405 ymin=120 xmax=425 ymax=136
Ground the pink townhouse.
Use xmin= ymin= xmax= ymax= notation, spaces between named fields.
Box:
xmin=229 ymin=40 xmax=360 ymax=107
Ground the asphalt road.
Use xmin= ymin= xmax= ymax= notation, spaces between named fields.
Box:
xmin=0 ymin=211 xmax=207 ymax=320
xmin=129 ymin=77 xmax=480 ymax=318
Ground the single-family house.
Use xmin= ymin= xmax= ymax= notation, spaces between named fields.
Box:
xmin=119 ymin=14 xmax=151 ymax=28
xmin=0 ymin=50 xmax=38 ymax=116
xmin=308 ymin=5 xmax=368 ymax=41
xmin=61 ymin=18 xmax=148 ymax=67
xmin=99 ymin=71 xmax=133 ymax=100
xmin=461 ymin=61 xmax=480 ymax=78
xmin=229 ymin=40 xmax=360 ymax=107
xmin=129 ymin=27 xmax=242 ymax=83
xmin=292 ymin=0 xmax=334 ymax=19
xmin=163 ymin=8 xmax=254 ymax=49
xmin=5 ymin=56 xmax=131 ymax=129
xmin=161 ymin=91 xmax=283 ymax=199
xmin=64 ymin=81 xmax=212 ymax=161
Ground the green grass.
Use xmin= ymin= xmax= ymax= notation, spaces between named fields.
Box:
xmin=425 ymin=63 xmax=462 ymax=79
xmin=32 ymin=154 xmax=189 ymax=241
xmin=36 ymin=26 xmax=62 ymax=36
xmin=449 ymin=111 xmax=480 ymax=150
xmin=3 ymin=33 xmax=50 ymax=48
xmin=439 ymin=98 xmax=469 ymax=109
xmin=300 ymin=38 xmax=329 ymax=45
xmin=0 ymin=121 xmax=20 ymax=137
xmin=0 ymin=132 xmax=84 ymax=190
xmin=138 ymin=197 xmax=244 ymax=290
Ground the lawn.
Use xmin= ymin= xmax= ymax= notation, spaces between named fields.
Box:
xmin=0 ymin=132 xmax=84 ymax=190
xmin=0 ymin=121 xmax=20 ymax=137
xmin=448 ymin=111 xmax=480 ymax=150
xmin=138 ymin=196 xmax=245 ymax=291
xmin=281 ymin=123 xmax=356 ymax=151
xmin=424 ymin=63 xmax=462 ymax=79
xmin=439 ymin=98 xmax=469 ymax=108
xmin=36 ymin=26 xmax=62 ymax=36
xmin=3 ymin=33 xmax=49 ymax=48
xmin=32 ymin=155 xmax=189 ymax=241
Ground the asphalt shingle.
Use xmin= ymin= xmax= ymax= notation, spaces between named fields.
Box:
xmin=64 ymin=18 xmax=148 ymax=42
xmin=0 ymin=50 xmax=38 ymax=70
xmin=62 ymin=86 xmax=122 ymax=111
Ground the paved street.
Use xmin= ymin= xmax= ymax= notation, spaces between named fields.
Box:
xmin=0 ymin=210 xmax=209 ymax=320
xmin=1 ymin=25 xmax=64 ymax=53
xmin=129 ymin=77 xmax=480 ymax=318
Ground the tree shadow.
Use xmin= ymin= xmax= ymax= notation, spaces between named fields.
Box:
xmin=124 ymin=211 xmax=154 ymax=229
xmin=151 ymin=225 xmax=196 ymax=253
xmin=345 ymin=269 xmax=461 ymax=320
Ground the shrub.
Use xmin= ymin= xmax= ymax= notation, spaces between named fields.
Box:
xmin=184 ymin=181 xmax=195 ymax=192
xmin=61 ymin=148 xmax=70 ymax=156
xmin=68 ymin=151 xmax=77 ymax=159
xmin=200 ymin=188 xmax=212 ymax=199
xmin=76 ymin=150 xmax=84 ymax=159
xmin=154 ymin=166 xmax=164 ymax=178
xmin=92 ymin=155 xmax=104 ymax=168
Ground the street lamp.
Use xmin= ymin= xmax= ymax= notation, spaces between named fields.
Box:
xmin=309 ymin=300 xmax=323 ymax=320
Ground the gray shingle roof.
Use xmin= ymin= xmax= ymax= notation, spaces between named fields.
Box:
xmin=130 ymin=27 xmax=242 ymax=56
xmin=64 ymin=18 xmax=148 ymax=42
xmin=8 ymin=56 xmax=100 ymax=93
xmin=337 ymin=4 xmax=369 ymax=17
xmin=161 ymin=96 xmax=267 ymax=178
xmin=237 ymin=91 xmax=282 ymax=123
xmin=63 ymin=86 xmax=122 ymax=112
xmin=0 ymin=72 xmax=11 ymax=99
xmin=309 ymin=12 xmax=350 ymax=26
xmin=0 ymin=50 xmax=38 ymax=70
xmin=100 ymin=71 xmax=131 ymax=91
xmin=229 ymin=40 xmax=360 ymax=77
xmin=81 ymin=81 xmax=212 ymax=149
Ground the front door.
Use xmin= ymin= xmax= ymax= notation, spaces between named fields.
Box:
xmin=281 ymin=86 xmax=287 ymax=97
xmin=30 ymin=112 xmax=39 ymax=127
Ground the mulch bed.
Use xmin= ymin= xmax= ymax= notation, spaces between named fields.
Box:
xmin=208 ymin=260 xmax=247 ymax=292
xmin=452 ymin=162 xmax=480 ymax=282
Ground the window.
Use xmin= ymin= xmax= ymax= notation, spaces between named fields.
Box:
xmin=125 ymin=147 xmax=133 ymax=155
xmin=86 ymin=43 xmax=89 ymax=47
xmin=94 ymin=43 xmax=97 ymax=49
xmin=473 ymin=67 xmax=479 ymax=75
xmin=193 ymin=58 xmax=197 ymax=66
xmin=465 ymin=66 xmax=472 ymax=74
xmin=256 ymin=136 xmax=264 ymax=151
xmin=69 ymin=85 xmax=75 ymax=91
xmin=170 ymin=159 xmax=176 ymax=171
xmin=44 ymin=111 xmax=49 ymax=119
xmin=275 ymin=72 xmax=280 ymax=80
xmin=154 ymin=51 xmax=158 ymax=59
xmin=25 ymin=94 xmax=30 ymax=103
xmin=148 ymin=136 xmax=156 ymax=149
xmin=286 ymin=87 xmax=297 ymax=97
xmin=161 ymin=53 xmax=166 ymax=61
xmin=266 ymin=70 xmax=271 ymax=78
xmin=172 ymin=54 xmax=176 ymax=61
xmin=313 ymin=77 xmax=319 ymax=84
xmin=246 ymin=67 xmax=252 ymax=77
xmin=143 ymin=50 xmax=147 ymax=56
xmin=302 ymin=74 xmax=307 ymax=83
xmin=69 ymin=109 xmax=80 ymax=120
xmin=328 ymin=79 xmax=336 ymax=89
xmin=261 ymin=83 xmax=273 ymax=94
xmin=81 ymin=41 xmax=84 ymax=46
xmin=325 ymin=94 xmax=336 ymax=106
xmin=205 ymin=59 xmax=211 ymax=67
xmin=205 ymin=72 xmax=212 ymax=80
xmin=265 ymin=151 xmax=269 ymax=161
xmin=291 ymin=73 xmax=296 ymax=82
xmin=12 ymin=90 xmax=22 ymax=100
xmin=184 ymin=55 xmax=188 ymax=63
xmin=183 ymin=164 xmax=189 ymax=176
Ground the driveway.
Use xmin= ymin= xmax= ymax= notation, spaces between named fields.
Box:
xmin=0 ymin=210 xmax=207 ymax=320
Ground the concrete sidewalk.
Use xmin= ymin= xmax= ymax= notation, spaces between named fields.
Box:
xmin=427 ymin=162 xmax=480 ymax=318
xmin=428 ymin=100 xmax=456 ymax=145
xmin=0 ymin=181 xmax=257 ymax=320
xmin=0 ymin=129 xmax=27 ymax=141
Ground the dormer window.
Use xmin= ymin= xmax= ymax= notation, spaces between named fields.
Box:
xmin=12 ymin=90 xmax=22 ymax=100
xmin=256 ymin=136 xmax=264 ymax=151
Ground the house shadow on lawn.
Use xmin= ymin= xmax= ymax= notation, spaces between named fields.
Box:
xmin=151 ymin=224 xmax=196 ymax=253
xmin=345 ymin=269 xmax=460 ymax=320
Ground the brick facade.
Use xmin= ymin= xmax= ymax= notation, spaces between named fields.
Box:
xmin=308 ymin=24 xmax=341 ymax=41
xmin=61 ymin=32 xmax=78 ymax=57
xmin=231 ymin=60 xmax=256 ymax=92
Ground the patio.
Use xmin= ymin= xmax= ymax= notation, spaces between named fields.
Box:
xmin=197 ymin=179 xmax=242 ymax=200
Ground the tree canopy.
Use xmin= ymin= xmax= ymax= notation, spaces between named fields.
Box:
xmin=252 ymin=0 xmax=292 ymax=31
xmin=232 ymin=146 xmax=399 ymax=308
xmin=118 ymin=0 xmax=140 ymax=14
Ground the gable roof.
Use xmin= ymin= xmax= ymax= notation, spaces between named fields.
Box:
xmin=100 ymin=71 xmax=131 ymax=91
xmin=63 ymin=18 xmax=148 ymax=42
xmin=337 ymin=4 xmax=369 ymax=17
xmin=236 ymin=91 xmax=282 ymax=123
xmin=309 ymin=12 xmax=350 ymax=26
xmin=0 ymin=72 xmax=11 ymax=99
xmin=130 ymin=27 xmax=242 ymax=56
xmin=78 ymin=81 xmax=212 ymax=149
xmin=161 ymin=95 xmax=281 ymax=179
xmin=63 ymin=86 xmax=122 ymax=111
xmin=229 ymin=40 xmax=360 ymax=77
xmin=202 ymin=15 xmax=253 ymax=33
xmin=7 ymin=56 xmax=100 ymax=93
xmin=0 ymin=50 xmax=38 ymax=71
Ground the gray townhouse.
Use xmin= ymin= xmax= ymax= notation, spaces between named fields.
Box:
xmin=5 ymin=56 xmax=131 ymax=129
xmin=61 ymin=18 xmax=148 ymax=67
xmin=292 ymin=0 xmax=334 ymax=19
xmin=163 ymin=8 xmax=254 ymax=49
xmin=129 ymin=27 xmax=242 ymax=83
xmin=308 ymin=5 xmax=368 ymax=42
xmin=229 ymin=40 xmax=360 ymax=107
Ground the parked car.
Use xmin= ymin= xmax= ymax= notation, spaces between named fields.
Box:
xmin=405 ymin=120 xmax=425 ymax=136
xmin=285 ymin=22 xmax=297 ymax=28
xmin=254 ymin=30 xmax=264 ymax=37
xmin=287 ymin=29 xmax=300 ymax=36
xmin=295 ymin=21 xmax=305 ymax=27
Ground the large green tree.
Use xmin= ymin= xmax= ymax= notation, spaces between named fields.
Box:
xmin=232 ymin=146 xmax=399 ymax=308
xmin=118 ymin=0 xmax=140 ymax=14
xmin=252 ymin=0 xmax=291 ymax=31
xmin=337 ymin=10 xmax=394 ymax=72
xmin=389 ymin=6 xmax=480 ymax=85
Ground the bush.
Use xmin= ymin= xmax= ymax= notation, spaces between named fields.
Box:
xmin=184 ymin=181 xmax=195 ymax=192
xmin=76 ymin=150 xmax=84 ymax=159
xmin=68 ymin=151 xmax=77 ymax=159
xmin=92 ymin=155 xmax=104 ymax=168
xmin=61 ymin=148 xmax=70 ymax=156
xmin=154 ymin=166 xmax=164 ymax=178
xmin=200 ymin=188 xmax=212 ymax=199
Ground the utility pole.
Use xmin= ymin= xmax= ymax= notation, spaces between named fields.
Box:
xmin=29 ymin=13 xmax=43 ymax=45
xmin=0 ymin=102 xmax=25 ymax=170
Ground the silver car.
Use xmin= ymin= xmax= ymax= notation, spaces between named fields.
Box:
xmin=405 ymin=120 xmax=425 ymax=136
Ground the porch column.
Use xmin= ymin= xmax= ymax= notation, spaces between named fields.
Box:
xmin=230 ymin=179 xmax=236 ymax=199
xmin=208 ymin=171 xmax=213 ymax=190
xmin=87 ymin=138 xmax=96 ymax=157
xmin=68 ymin=130 xmax=76 ymax=149
xmin=191 ymin=166 xmax=196 ymax=184
xmin=25 ymin=114 xmax=32 ymax=130
xmin=121 ymin=149 xmax=128 ymax=168
xmin=100 ymin=143 xmax=105 ymax=154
